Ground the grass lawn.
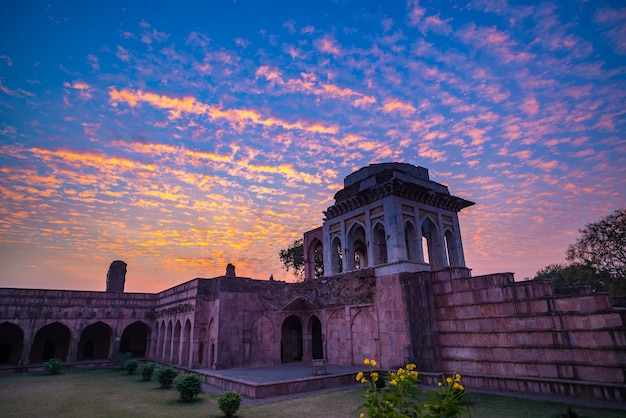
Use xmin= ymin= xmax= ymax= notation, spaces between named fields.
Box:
xmin=0 ymin=368 xmax=624 ymax=417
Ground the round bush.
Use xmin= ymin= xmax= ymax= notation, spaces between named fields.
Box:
xmin=217 ymin=390 xmax=242 ymax=417
xmin=44 ymin=358 xmax=63 ymax=375
xmin=124 ymin=359 xmax=139 ymax=375
xmin=139 ymin=362 xmax=157 ymax=381
xmin=156 ymin=366 xmax=179 ymax=389
xmin=174 ymin=373 xmax=203 ymax=402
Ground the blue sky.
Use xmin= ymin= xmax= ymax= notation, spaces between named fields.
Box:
xmin=1 ymin=0 xmax=625 ymax=292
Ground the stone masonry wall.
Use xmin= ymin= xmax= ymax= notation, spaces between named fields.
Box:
xmin=423 ymin=269 xmax=626 ymax=401
xmin=0 ymin=288 xmax=156 ymax=366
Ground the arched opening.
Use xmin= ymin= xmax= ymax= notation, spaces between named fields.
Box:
xmin=347 ymin=223 xmax=367 ymax=271
xmin=0 ymin=322 xmax=24 ymax=364
xmin=372 ymin=222 xmax=388 ymax=265
xmin=444 ymin=229 xmax=459 ymax=267
xmin=310 ymin=316 xmax=323 ymax=360
xmin=181 ymin=319 xmax=192 ymax=367
xmin=422 ymin=217 xmax=442 ymax=268
xmin=120 ymin=321 xmax=150 ymax=358
xmin=330 ymin=236 xmax=343 ymax=274
xmin=308 ymin=238 xmax=324 ymax=278
xmin=405 ymin=221 xmax=420 ymax=262
xmin=281 ymin=315 xmax=303 ymax=363
xmin=172 ymin=321 xmax=181 ymax=364
xmin=208 ymin=318 xmax=216 ymax=368
xmin=198 ymin=342 xmax=204 ymax=364
xmin=158 ymin=322 xmax=165 ymax=359
xmin=164 ymin=321 xmax=173 ymax=361
xmin=77 ymin=321 xmax=112 ymax=360
xmin=30 ymin=322 xmax=71 ymax=362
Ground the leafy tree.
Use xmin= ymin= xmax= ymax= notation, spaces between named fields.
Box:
xmin=279 ymin=238 xmax=325 ymax=281
xmin=533 ymin=208 xmax=626 ymax=297
xmin=566 ymin=208 xmax=626 ymax=282
xmin=534 ymin=263 xmax=608 ymax=293
xmin=279 ymin=239 xmax=305 ymax=280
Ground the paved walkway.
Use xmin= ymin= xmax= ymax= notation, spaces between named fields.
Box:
xmin=197 ymin=363 xmax=626 ymax=410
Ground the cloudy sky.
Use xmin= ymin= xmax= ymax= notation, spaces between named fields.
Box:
xmin=1 ymin=1 xmax=624 ymax=292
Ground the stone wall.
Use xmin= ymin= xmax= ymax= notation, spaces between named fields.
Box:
xmin=418 ymin=269 xmax=626 ymax=401
xmin=0 ymin=288 xmax=156 ymax=366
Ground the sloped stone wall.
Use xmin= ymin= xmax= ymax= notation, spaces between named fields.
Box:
xmin=419 ymin=269 xmax=626 ymax=401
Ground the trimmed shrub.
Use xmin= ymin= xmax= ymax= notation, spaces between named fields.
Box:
xmin=156 ymin=366 xmax=179 ymax=389
xmin=124 ymin=359 xmax=139 ymax=375
xmin=217 ymin=390 xmax=242 ymax=417
xmin=174 ymin=373 xmax=203 ymax=402
xmin=139 ymin=362 xmax=157 ymax=381
xmin=44 ymin=358 xmax=63 ymax=375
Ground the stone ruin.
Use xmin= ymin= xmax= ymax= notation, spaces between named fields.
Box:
xmin=0 ymin=162 xmax=624 ymax=402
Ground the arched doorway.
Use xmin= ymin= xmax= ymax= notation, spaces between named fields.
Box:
xmin=30 ymin=322 xmax=71 ymax=362
xmin=310 ymin=316 xmax=323 ymax=360
xmin=281 ymin=315 xmax=303 ymax=363
xmin=0 ymin=322 xmax=24 ymax=364
xmin=119 ymin=321 xmax=150 ymax=358
xmin=77 ymin=321 xmax=112 ymax=360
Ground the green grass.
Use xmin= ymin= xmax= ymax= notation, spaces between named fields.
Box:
xmin=0 ymin=368 xmax=623 ymax=417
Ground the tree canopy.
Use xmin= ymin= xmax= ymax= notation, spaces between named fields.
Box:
xmin=566 ymin=208 xmax=626 ymax=281
xmin=534 ymin=208 xmax=626 ymax=297
xmin=278 ymin=238 xmax=324 ymax=281
xmin=279 ymin=239 xmax=305 ymax=281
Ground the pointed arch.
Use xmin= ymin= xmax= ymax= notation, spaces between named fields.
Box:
xmin=0 ymin=322 xmax=24 ymax=364
xmin=181 ymin=319 xmax=192 ymax=367
xmin=307 ymin=238 xmax=324 ymax=279
xmin=308 ymin=315 xmax=323 ymax=360
xmin=351 ymin=309 xmax=377 ymax=366
xmin=372 ymin=221 xmax=388 ymax=265
xmin=330 ymin=236 xmax=343 ymax=274
xmin=250 ymin=315 xmax=275 ymax=367
xmin=404 ymin=220 xmax=420 ymax=262
xmin=164 ymin=320 xmax=173 ymax=361
xmin=77 ymin=321 xmax=112 ymax=360
xmin=281 ymin=315 xmax=303 ymax=363
xmin=120 ymin=321 xmax=150 ymax=358
xmin=422 ymin=216 xmax=443 ymax=268
xmin=172 ymin=320 xmax=182 ymax=364
xmin=347 ymin=222 xmax=367 ymax=271
xmin=444 ymin=229 xmax=460 ymax=267
xmin=30 ymin=322 xmax=71 ymax=362
xmin=158 ymin=321 xmax=166 ymax=359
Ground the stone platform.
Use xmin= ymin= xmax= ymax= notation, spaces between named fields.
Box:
xmin=192 ymin=362 xmax=363 ymax=398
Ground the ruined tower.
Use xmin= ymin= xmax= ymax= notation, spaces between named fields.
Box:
xmin=314 ymin=163 xmax=474 ymax=278
xmin=106 ymin=260 xmax=127 ymax=293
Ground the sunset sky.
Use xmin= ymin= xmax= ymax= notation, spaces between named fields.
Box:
xmin=1 ymin=1 xmax=624 ymax=293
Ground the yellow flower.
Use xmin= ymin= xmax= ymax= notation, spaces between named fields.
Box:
xmin=454 ymin=382 xmax=464 ymax=391
xmin=364 ymin=358 xmax=370 ymax=365
xmin=406 ymin=363 xmax=416 ymax=371
xmin=370 ymin=359 xmax=377 ymax=367
xmin=390 ymin=379 xmax=397 ymax=385
xmin=360 ymin=413 xmax=366 ymax=418
xmin=446 ymin=377 xmax=452 ymax=383
xmin=454 ymin=373 xmax=461 ymax=382
xmin=437 ymin=382 xmax=442 ymax=387
xmin=356 ymin=372 xmax=364 ymax=382
xmin=371 ymin=372 xmax=378 ymax=382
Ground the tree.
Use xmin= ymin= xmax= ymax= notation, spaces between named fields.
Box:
xmin=533 ymin=208 xmax=626 ymax=297
xmin=279 ymin=239 xmax=305 ymax=280
xmin=566 ymin=208 xmax=626 ymax=282
xmin=278 ymin=238 xmax=324 ymax=281
xmin=534 ymin=263 xmax=609 ymax=293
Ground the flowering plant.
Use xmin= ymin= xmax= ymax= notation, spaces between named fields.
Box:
xmin=355 ymin=359 xmax=470 ymax=418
